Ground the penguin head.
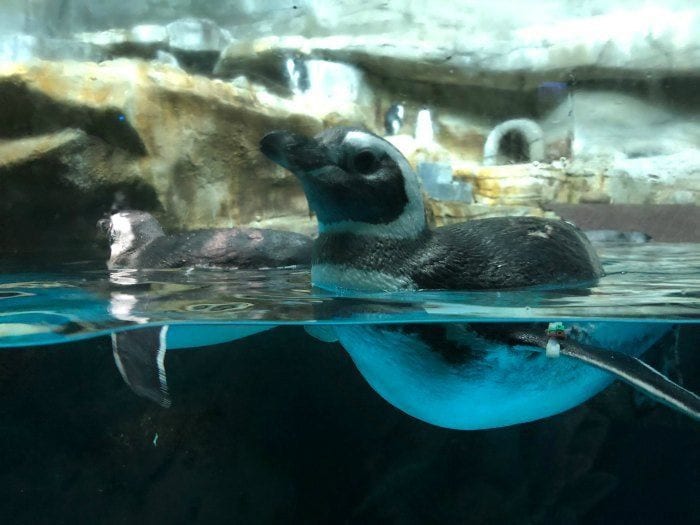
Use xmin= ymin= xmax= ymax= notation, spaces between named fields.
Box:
xmin=102 ymin=210 xmax=165 ymax=261
xmin=260 ymin=127 xmax=426 ymax=238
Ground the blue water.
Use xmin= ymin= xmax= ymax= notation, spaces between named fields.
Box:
xmin=0 ymin=242 xmax=698 ymax=523
xmin=1 ymin=243 xmax=698 ymax=348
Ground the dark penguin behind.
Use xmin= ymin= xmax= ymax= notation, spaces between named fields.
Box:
xmin=100 ymin=210 xmax=313 ymax=270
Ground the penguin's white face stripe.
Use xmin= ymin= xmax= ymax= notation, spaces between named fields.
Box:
xmin=311 ymin=131 xmax=425 ymax=239
xmin=312 ymin=263 xmax=416 ymax=293
xmin=109 ymin=213 xmax=137 ymax=259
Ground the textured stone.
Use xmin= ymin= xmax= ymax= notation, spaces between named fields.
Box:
xmin=545 ymin=91 xmax=700 ymax=161
xmin=216 ymin=9 xmax=700 ymax=90
xmin=0 ymin=129 xmax=87 ymax=169
xmin=0 ymin=33 xmax=104 ymax=62
xmin=606 ymin=151 xmax=700 ymax=205
xmin=427 ymin=200 xmax=554 ymax=228
xmin=166 ymin=18 xmax=231 ymax=53
xmin=0 ymin=60 xmax=322 ymax=256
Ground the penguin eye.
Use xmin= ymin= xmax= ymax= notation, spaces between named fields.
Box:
xmin=349 ymin=149 xmax=379 ymax=175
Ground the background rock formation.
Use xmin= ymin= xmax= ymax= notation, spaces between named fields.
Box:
xmin=0 ymin=1 xmax=698 ymax=258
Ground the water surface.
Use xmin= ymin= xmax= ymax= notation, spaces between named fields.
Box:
xmin=1 ymin=243 xmax=698 ymax=349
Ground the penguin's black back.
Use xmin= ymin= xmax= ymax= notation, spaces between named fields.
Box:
xmin=314 ymin=217 xmax=603 ymax=290
xmin=412 ymin=217 xmax=603 ymax=289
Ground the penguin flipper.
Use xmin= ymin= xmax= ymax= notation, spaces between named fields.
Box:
xmin=111 ymin=326 xmax=171 ymax=408
xmin=507 ymin=330 xmax=700 ymax=421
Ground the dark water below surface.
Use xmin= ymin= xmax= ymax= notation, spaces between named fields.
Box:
xmin=0 ymin=243 xmax=698 ymax=524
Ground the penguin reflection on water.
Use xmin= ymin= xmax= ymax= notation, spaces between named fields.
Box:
xmin=261 ymin=126 xmax=700 ymax=429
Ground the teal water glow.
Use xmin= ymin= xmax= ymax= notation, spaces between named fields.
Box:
xmin=1 ymin=242 xmax=698 ymax=429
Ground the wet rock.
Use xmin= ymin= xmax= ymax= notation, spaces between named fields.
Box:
xmin=166 ymin=18 xmax=232 ymax=75
xmin=427 ymin=200 xmax=555 ymax=228
xmin=546 ymin=203 xmax=700 ymax=242
xmin=606 ymin=150 xmax=700 ymax=205
xmin=77 ymin=25 xmax=168 ymax=61
xmin=166 ymin=18 xmax=231 ymax=53
xmin=76 ymin=19 xmax=231 ymax=74
xmin=216 ymin=8 xmax=700 ymax=90
xmin=0 ymin=60 xmax=321 ymax=257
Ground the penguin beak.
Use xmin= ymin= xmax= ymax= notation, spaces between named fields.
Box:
xmin=260 ymin=130 xmax=330 ymax=174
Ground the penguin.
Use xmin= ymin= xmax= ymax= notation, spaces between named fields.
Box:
xmin=260 ymin=126 xmax=603 ymax=294
xmin=99 ymin=210 xmax=313 ymax=270
xmin=260 ymin=126 xmax=700 ymax=429
xmin=384 ymin=103 xmax=405 ymax=136
xmin=584 ymin=229 xmax=651 ymax=243
xmin=97 ymin=210 xmax=309 ymax=404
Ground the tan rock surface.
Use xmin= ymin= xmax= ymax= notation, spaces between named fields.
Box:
xmin=0 ymin=59 xmax=322 ymax=238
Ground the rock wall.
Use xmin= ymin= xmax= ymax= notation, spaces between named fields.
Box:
xmin=0 ymin=2 xmax=698 ymax=257
xmin=0 ymin=60 xmax=321 ymax=257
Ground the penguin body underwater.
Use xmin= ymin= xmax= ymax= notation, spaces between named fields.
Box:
xmin=100 ymin=210 xmax=312 ymax=270
xmin=260 ymin=126 xmax=700 ymax=429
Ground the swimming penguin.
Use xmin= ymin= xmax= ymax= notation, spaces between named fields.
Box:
xmin=260 ymin=127 xmax=602 ymax=293
xmin=260 ymin=126 xmax=700 ymax=428
xmin=384 ymin=103 xmax=405 ymax=136
xmin=99 ymin=210 xmax=313 ymax=270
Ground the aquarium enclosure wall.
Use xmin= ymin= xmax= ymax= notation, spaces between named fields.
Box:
xmin=0 ymin=1 xmax=698 ymax=525
xmin=0 ymin=0 xmax=698 ymax=254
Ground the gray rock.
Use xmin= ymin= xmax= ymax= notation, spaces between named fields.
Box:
xmin=154 ymin=50 xmax=181 ymax=69
xmin=166 ymin=18 xmax=231 ymax=53
xmin=606 ymin=150 xmax=700 ymax=205
xmin=0 ymin=33 xmax=104 ymax=62
xmin=164 ymin=18 xmax=232 ymax=75
xmin=130 ymin=24 xmax=169 ymax=46
xmin=216 ymin=6 xmax=700 ymax=90
xmin=0 ymin=34 xmax=38 ymax=62
xmin=544 ymin=91 xmax=700 ymax=161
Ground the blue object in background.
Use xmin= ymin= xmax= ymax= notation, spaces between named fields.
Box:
xmin=417 ymin=162 xmax=474 ymax=203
